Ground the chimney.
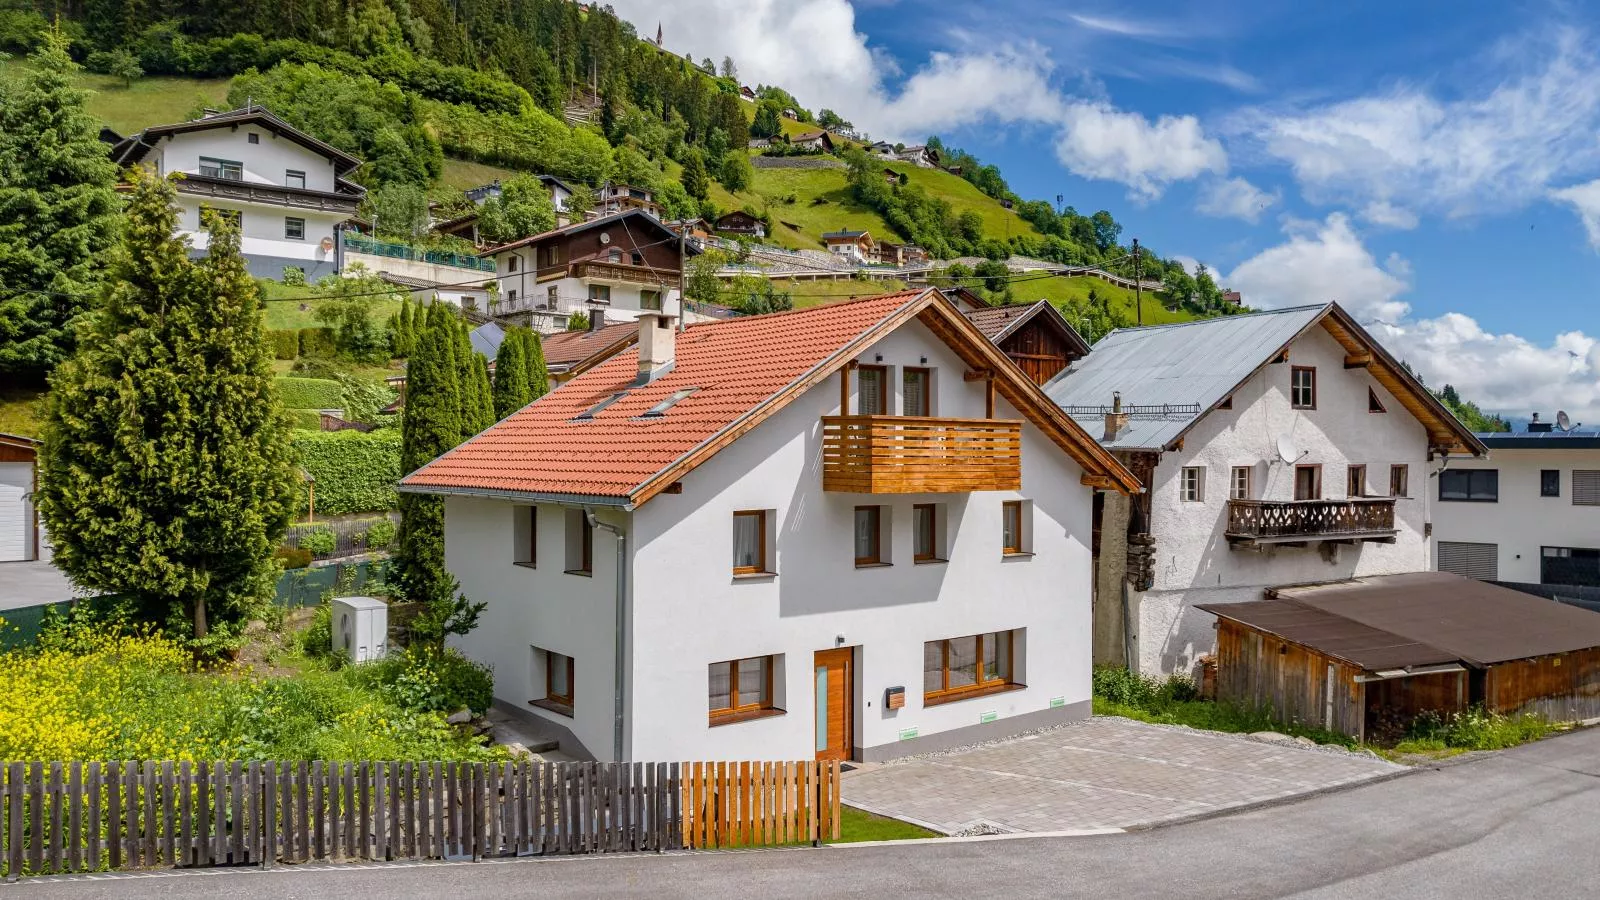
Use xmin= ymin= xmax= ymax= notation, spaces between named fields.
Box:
xmin=1104 ymin=391 xmax=1129 ymax=441
xmin=1528 ymin=412 xmax=1553 ymax=434
xmin=636 ymin=311 xmax=676 ymax=384
xmin=588 ymin=308 xmax=605 ymax=333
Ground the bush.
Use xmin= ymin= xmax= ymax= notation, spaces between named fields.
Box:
xmin=281 ymin=266 xmax=307 ymax=286
xmin=1406 ymin=707 xmax=1552 ymax=751
xmin=289 ymin=429 xmax=404 ymax=516
xmin=298 ymin=327 xmax=337 ymax=359
xmin=276 ymin=376 xmax=344 ymax=410
xmin=300 ymin=598 xmax=334 ymax=659
xmin=290 ymin=357 xmax=345 ymax=379
xmin=267 ymin=329 xmax=300 ymax=360
xmin=363 ymin=517 xmax=397 ymax=550
xmin=275 ymin=546 xmax=312 ymax=570
xmin=296 ymin=527 xmax=337 ymax=557
xmin=349 ymin=646 xmax=494 ymax=715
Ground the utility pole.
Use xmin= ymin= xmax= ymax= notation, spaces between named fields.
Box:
xmin=1132 ymin=237 xmax=1142 ymax=326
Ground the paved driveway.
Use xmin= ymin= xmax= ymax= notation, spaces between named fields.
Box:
xmin=842 ymin=717 xmax=1402 ymax=834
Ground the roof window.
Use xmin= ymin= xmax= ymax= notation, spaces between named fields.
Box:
xmin=574 ymin=391 xmax=629 ymax=420
xmin=641 ymin=388 xmax=701 ymax=418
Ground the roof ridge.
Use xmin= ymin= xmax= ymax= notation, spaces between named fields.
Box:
xmin=1101 ymin=303 xmax=1331 ymax=338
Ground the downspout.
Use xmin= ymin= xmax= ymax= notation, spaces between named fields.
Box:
xmin=587 ymin=508 xmax=628 ymax=762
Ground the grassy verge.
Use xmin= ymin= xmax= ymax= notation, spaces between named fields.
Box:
xmin=1012 ymin=275 xmax=1190 ymax=327
xmin=259 ymin=279 xmax=403 ymax=332
xmin=1093 ymin=697 xmax=1357 ymax=748
xmin=835 ymin=805 xmax=940 ymax=842
xmin=440 ymin=157 xmax=525 ymax=191
xmin=781 ymin=277 xmax=909 ymax=309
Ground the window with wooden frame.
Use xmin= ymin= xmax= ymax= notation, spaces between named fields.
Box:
xmin=640 ymin=289 xmax=663 ymax=311
xmin=854 ymin=505 xmax=885 ymax=566
xmin=514 ymin=505 xmax=538 ymax=568
xmin=913 ymin=503 xmax=942 ymax=563
xmin=923 ymin=630 xmax=1019 ymax=704
xmin=1347 ymin=464 xmax=1367 ymax=498
xmin=1294 ymin=464 xmax=1322 ymax=501
xmin=1230 ymin=466 xmax=1252 ymax=500
xmin=708 ymin=655 xmax=778 ymax=723
xmin=1368 ymin=387 xmax=1386 ymax=413
xmin=1390 ymin=464 xmax=1409 ymax=498
xmin=902 ymin=367 xmax=931 ymax=417
xmin=1180 ymin=467 xmax=1205 ymax=502
xmin=732 ymin=510 xmax=769 ymax=575
xmin=856 ymin=365 xmax=887 ymax=415
xmin=1001 ymin=500 xmax=1027 ymax=555
xmin=564 ymin=508 xmax=593 ymax=575
xmin=1291 ymin=366 xmax=1317 ymax=409
xmin=587 ymin=284 xmax=611 ymax=304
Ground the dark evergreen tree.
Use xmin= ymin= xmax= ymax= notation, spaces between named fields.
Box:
xmin=35 ymin=169 xmax=294 ymax=653
xmin=680 ymin=148 xmax=709 ymax=201
xmin=491 ymin=330 xmax=530 ymax=419
xmin=0 ymin=32 xmax=121 ymax=382
xmin=396 ymin=302 xmax=461 ymax=607
xmin=522 ymin=328 xmax=550 ymax=400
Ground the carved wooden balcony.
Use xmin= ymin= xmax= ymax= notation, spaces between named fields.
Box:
xmin=821 ymin=415 xmax=1021 ymax=493
xmin=1225 ymin=498 xmax=1397 ymax=547
xmin=569 ymin=260 xmax=675 ymax=286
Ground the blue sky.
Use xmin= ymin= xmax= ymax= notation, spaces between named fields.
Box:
xmin=612 ymin=0 xmax=1600 ymax=419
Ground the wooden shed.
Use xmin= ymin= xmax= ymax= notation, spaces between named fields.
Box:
xmin=962 ymin=300 xmax=1091 ymax=386
xmin=1200 ymin=572 xmax=1600 ymax=742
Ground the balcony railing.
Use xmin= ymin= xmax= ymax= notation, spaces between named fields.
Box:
xmin=341 ymin=233 xmax=497 ymax=272
xmin=1225 ymin=498 xmax=1397 ymax=545
xmin=821 ymin=416 xmax=1021 ymax=493
xmin=571 ymin=260 xmax=676 ymax=286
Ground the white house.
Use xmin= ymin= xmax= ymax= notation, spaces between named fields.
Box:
xmin=0 ymin=433 xmax=40 ymax=563
xmin=480 ymin=211 xmax=699 ymax=332
xmin=1433 ymin=418 xmax=1600 ymax=589
xmin=1044 ymin=304 xmax=1486 ymax=676
xmin=400 ymin=288 xmax=1139 ymax=762
xmin=110 ymin=106 xmax=364 ymax=280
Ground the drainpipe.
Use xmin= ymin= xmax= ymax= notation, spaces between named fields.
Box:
xmin=586 ymin=508 xmax=628 ymax=762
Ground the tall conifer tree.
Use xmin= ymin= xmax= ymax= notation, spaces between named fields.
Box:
xmin=492 ymin=332 xmax=530 ymax=419
xmin=36 ymin=170 xmax=294 ymax=651
xmin=523 ymin=328 xmax=550 ymax=400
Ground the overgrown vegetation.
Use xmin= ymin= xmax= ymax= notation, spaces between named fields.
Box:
xmin=289 ymin=430 xmax=404 ymax=516
xmin=1394 ymin=707 xmax=1553 ymax=754
xmin=1091 ymin=666 xmax=1357 ymax=747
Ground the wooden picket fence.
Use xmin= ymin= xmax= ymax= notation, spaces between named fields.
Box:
xmin=0 ymin=759 xmax=841 ymax=879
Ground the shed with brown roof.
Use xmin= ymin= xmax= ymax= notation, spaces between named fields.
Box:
xmin=962 ymin=301 xmax=1090 ymax=386
xmin=1200 ymin=572 xmax=1600 ymax=742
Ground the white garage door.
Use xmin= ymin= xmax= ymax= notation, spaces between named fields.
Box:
xmin=1438 ymin=541 xmax=1498 ymax=580
xmin=0 ymin=461 xmax=33 ymax=562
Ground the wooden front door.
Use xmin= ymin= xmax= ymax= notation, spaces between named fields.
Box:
xmin=813 ymin=648 xmax=854 ymax=762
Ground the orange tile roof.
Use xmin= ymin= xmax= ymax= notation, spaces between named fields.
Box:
xmin=403 ymin=290 xmax=930 ymax=502
xmin=540 ymin=322 xmax=638 ymax=369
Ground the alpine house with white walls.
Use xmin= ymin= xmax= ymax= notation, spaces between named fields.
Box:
xmin=110 ymin=105 xmax=364 ymax=280
xmin=1044 ymin=303 xmax=1487 ymax=677
xmin=400 ymin=288 xmax=1139 ymax=762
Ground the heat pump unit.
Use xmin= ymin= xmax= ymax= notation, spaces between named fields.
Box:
xmin=331 ymin=596 xmax=388 ymax=664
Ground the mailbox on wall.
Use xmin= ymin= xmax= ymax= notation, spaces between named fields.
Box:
xmin=885 ymin=686 xmax=905 ymax=710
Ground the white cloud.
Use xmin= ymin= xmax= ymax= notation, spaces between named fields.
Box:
xmin=1550 ymin=178 xmax=1600 ymax=249
xmin=1359 ymin=199 xmax=1420 ymax=230
xmin=1228 ymin=214 xmax=1600 ymax=420
xmin=1066 ymin=13 xmax=1174 ymax=39
xmin=1054 ymin=104 xmax=1226 ymax=200
xmin=1231 ymin=28 xmax=1600 ymax=224
xmin=1197 ymin=176 xmax=1279 ymax=222
xmin=608 ymin=0 xmax=1226 ymax=196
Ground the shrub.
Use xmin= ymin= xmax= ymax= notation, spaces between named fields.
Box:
xmin=289 ymin=429 xmax=404 ymax=516
xmin=1407 ymin=707 xmax=1552 ymax=751
xmin=298 ymin=327 xmax=337 ymax=359
xmin=297 ymin=527 xmax=337 ymax=557
xmin=290 ymin=357 xmax=345 ymax=379
xmin=267 ymin=329 xmax=300 ymax=360
xmin=300 ymin=597 xmax=334 ymax=659
xmin=276 ymin=376 xmax=344 ymax=410
xmin=349 ymin=646 xmax=494 ymax=715
xmin=281 ymin=266 xmax=307 ymax=286
xmin=364 ymin=517 xmax=397 ymax=550
xmin=275 ymin=546 xmax=312 ymax=570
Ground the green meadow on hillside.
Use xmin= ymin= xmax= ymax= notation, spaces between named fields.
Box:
xmin=0 ymin=59 xmax=230 ymax=135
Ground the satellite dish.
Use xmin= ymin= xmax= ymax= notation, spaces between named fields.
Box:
xmin=1276 ymin=434 xmax=1300 ymax=465
xmin=1558 ymin=410 xmax=1573 ymax=432
xmin=599 ymin=231 xmax=611 ymax=244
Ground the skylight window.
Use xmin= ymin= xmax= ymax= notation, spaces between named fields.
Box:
xmin=574 ymin=391 xmax=629 ymax=420
xmin=641 ymin=388 xmax=700 ymax=418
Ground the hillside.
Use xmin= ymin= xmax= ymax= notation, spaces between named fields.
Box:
xmin=0 ymin=58 xmax=229 ymax=134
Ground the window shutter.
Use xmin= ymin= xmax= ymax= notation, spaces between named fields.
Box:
xmin=1574 ymin=470 xmax=1600 ymax=506
xmin=1438 ymin=541 xmax=1498 ymax=580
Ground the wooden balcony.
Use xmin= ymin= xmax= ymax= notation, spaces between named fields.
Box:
xmin=821 ymin=415 xmax=1021 ymax=493
xmin=570 ymin=260 xmax=676 ymax=286
xmin=1225 ymin=498 xmax=1397 ymax=547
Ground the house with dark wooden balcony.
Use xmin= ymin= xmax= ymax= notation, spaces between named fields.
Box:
xmin=1043 ymin=303 xmax=1487 ymax=676
xmin=400 ymin=288 xmax=1137 ymax=762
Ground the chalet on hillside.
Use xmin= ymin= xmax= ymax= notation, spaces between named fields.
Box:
xmin=790 ymin=131 xmax=835 ymax=153
xmin=821 ymin=228 xmax=874 ymax=263
xmin=714 ymin=210 xmax=765 ymax=238
xmin=594 ymin=182 xmax=662 ymax=219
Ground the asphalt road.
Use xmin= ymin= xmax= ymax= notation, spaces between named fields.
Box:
xmin=17 ymin=728 xmax=1600 ymax=900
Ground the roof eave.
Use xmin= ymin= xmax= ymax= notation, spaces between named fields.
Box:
xmin=397 ymin=481 xmax=635 ymax=509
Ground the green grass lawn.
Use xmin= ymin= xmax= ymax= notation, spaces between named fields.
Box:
xmin=835 ymin=805 xmax=939 ymax=842
xmin=1011 ymin=275 xmax=1190 ymax=328
xmin=0 ymin=59 xmax=231 ymax=135
xmin=783 ymin=277 xmax=909 ymax=309
xmin=888 ymin=162 xmax=1043 ymax=243
xmin=1094 ymin=698 xmax=1358 ymax=748
xmin=0 ymin=385 xmax=46 ymax=438
xmin=259 ymin=280 xmax=403 ymax=332
xmin=746 ymin=166 xmax=903 ymax=247
xmin=440 ymin=157 xmax=525 ymax=191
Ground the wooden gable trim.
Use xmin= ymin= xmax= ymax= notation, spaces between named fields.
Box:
xmin=914 ymin=303 xmax=1142 ymax=494
xmin=629 ymin=291 xmax=941 ymax=506
xmin=989 ymin=301 xmax=1092 ymax=359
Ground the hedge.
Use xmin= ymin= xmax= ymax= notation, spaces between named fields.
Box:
xmin=298 ymin=327 xmax=337 ymax=359
xmin=267 ymin=329 xmax=300 ymax=360
xmin=287 ymin=409 xmax=324 ymax=431
xmin=277 ymin=376 xmax=344 ymax=410
xmin=290 ymin=429 xmax=404 ymax=516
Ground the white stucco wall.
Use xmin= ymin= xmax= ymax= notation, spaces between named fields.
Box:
xmin=1134 ymin=325 xmax=1434 ymax=675
xmin=491 ymin=256 xmax=686 ymax=325
xmin=151 ymin=129 xmax=339 ymax=192
xmin=179 ymin=197 xmax=345 ymax=267
xmin=439 ymin=316 xmax=1098 ymax=761
xmin=1432 ymin=446 xmax=1600 ymax=583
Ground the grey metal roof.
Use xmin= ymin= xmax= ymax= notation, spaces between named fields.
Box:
xmin=1042 ymin=304 xmax=1329 ymax=450
xmin=470 ymin=321 xmax=505 ymax=360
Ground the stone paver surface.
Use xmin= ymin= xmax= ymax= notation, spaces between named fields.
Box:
xmin=842 ymin=717 xmax=1403 ymax=834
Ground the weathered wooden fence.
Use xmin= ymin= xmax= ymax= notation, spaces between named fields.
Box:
xmin=0 ymin=759 xmax=841 ymax=879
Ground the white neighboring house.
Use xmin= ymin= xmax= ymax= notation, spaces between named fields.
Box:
xmin=0 ymin=433 xmax=40 ymax=563
xmin=1044 ymin=304 xmax=1486 ymax=676
xmin=110 ymin=106 xmax=364 ymax=280
xmin=1433 ymin=418 xmax=1600 ymax=590
xmin=400 ymin=288 xmax=1139 ymax=762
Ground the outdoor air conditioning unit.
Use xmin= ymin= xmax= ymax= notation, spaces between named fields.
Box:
xmin=331 ymin=596 xmax=388 ymax=664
